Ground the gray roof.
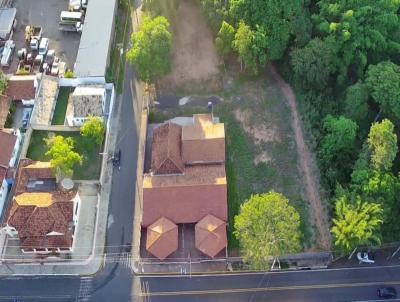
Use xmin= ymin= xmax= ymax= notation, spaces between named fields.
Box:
xmin=0 ymin=8 xmax=16 ymax=39
xmin=74 ymin=0 xmax=117 ymax=78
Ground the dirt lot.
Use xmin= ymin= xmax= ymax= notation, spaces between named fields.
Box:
xmin=158 ymin=0 xmax=220 ymax=94
xmin=4 ymin=0 xmax=80 ymax=73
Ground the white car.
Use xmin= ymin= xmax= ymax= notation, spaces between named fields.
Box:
xmin=357 ymin=251 xmax=375 ymax=264
xmin=38 ymin=38 xmax=49 ymax=55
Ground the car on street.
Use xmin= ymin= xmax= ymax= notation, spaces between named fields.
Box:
xmin=377 ymin=287 xmax=397 ymax=299
xmin=357 ymin=251 xmax=375 ymax=264
xmin=112 ymin=149 xmax=121 ymax=170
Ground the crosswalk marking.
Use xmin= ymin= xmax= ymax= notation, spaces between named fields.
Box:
xmin=76 ymin=277 xmax=93 ymax=302
xmin=104 ymin=252 xmax=132 ymax=269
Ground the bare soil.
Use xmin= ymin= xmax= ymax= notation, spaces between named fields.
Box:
xmin=268 ymin=63 xmax=331 ymax=250
xmin=158 ymin=0 xmax=221 ymax=93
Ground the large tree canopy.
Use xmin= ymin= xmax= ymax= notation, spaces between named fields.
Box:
xmin=229 ymin=0 xmax=304 ymax=60
xmin=234 ymin=191 xmax=301 ymax=269
xmin=80 ymin=116 xmax=105 ymax=145
xmin=367 ymin=119 xmax=398 ymax=172
xmin=344 ymin=82 xmax=369 ymax=125
xmin=365 ymin=62 xmax=400 ymax=122
xmin=216 ymin=21 xmax=235 ymax=58
xmin=45 ymin=136 xmax=82 ymax=178
xmin=291 ymin=38 xmax=337 ymax=91
xmin=127 ymin=15 xmax=172 ymax=82
xmin=331 ymin=195 xmax=383 ymax=252
xmin=312 ymin=0 xmax=400 ymax=84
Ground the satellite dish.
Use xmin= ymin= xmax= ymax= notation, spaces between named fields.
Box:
xmin=61 ymin=178 xmax=74 ymax=191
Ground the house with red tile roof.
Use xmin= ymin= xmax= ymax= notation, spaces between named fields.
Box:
xmin=0 ymin=76 xmax=37 ymax=129
xmin=142 ymin=113 xmax=228 ymax=259
xmin=0 ymin=129 xmax=22 ymax=216
xmin=5 ymin=159 xmax=79 ymax=253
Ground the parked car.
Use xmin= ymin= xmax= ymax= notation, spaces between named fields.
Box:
xmin=38 ymin=38 xmax=49 ymax=55
xmin=356 ymin=251 xmax=375 ymax=264
xmin=51 ymin=57 xmax=60 ymax=75
xmin=1 ymin=40 xmax=15 ymax=67
xmin=22 ymin=107 xmax=32 ymax=128
xmin=377 ymin=287 xmax=397 ymax=299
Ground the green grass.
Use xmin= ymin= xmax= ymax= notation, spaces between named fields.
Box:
xmin=26 ymin=130 xmax=102 ymax=180
xmin=51 ymin=87 xmax=71 ymax=125
xmin=216 ymin=75 xmax=316 ymax=251
xmin=216 ymin=104 xmax=257 ymax=249
xmin=109 ymin=5 xmax=131 ymax=93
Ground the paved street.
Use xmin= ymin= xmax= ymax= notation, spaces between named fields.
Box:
xmin=139 ymin=265 xmax=400 ymax=302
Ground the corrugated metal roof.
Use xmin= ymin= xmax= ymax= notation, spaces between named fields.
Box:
xmin=0 ymin=8 xmax=15 ymax=39
xmin=74 ymin=0 xmax=117 ymax=78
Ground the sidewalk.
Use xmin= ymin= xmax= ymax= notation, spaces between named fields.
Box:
xmin=0 ymin=93 xmax=121 ymax=276
xmin=330 ymin=246 xmax=400 ymax=269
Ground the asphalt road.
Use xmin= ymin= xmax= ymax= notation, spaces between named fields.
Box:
xmin=139 ymin=265 xmax=400 ymax=302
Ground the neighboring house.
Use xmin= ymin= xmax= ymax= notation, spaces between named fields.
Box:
xmin=0 ymin=76 xmax=37 ymax=129
xmin=7 ymin=75 xmax=37 ymax=106
xmin=142 ymin=113 xmax=228 ymax=259
xmin=30 ymin=75 xmax=59 ymax=127
xmin=67 ymin=86 xmax=106 ymax=126
xmin=0 ymin=129 xmax=22 ymax=216
xmin=0 ymin=94 xmax=10 ymax=129
xmin=5 ymin=160 xmax=79 ymax=253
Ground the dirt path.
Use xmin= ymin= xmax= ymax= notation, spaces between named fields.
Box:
xmin=268 ymin=63 xmax=331 ymax=250
xmin=158 ymin=0 xmax=220 ymax=93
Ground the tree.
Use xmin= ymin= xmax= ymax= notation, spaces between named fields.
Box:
xmin=200 ymin=0 xmax=229 ymax=31
xmin=80 ymin=116 xmax=105 ymax=145
xmin=215 ymin=21 xmax=235 ymax=59
xmin=0 ymin=69 xmax=7 ymax=94
xmin=232 ymin=21 xmax=255 ymax=72
xmin=331 ymin=195 xmax=383 ymax=252
xmin=291 ymin=38 xmax=337 ymax=91
xmin=344 ymin=82 xmax=369 ymax=125
xmin=45 ymin=136 xmax=82 ymax=178
xmin=234 ymin=191 xmax=301 ymax=269
xmin=321 ymin=115 xmax=358 ymax=161
xmin=313 ymin=1 xmax=400 ymax=85
xmin=365 ymin=62 xmax=400 ymax=122
xmin=127 ymin=15 xmax=172 ymax=83
xmin=229 ymin=0 xmax=304 ymax=60
xmin=367 ymin=119 xmax=398 ymax=172
xmin=319 ymin=115 xmax=358 ymax=188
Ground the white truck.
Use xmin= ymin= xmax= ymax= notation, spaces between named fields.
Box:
xmin=59 ymin=11 xmax=84 ymax=32
xmin=38 ymin=38 xmax=49 ymax=55
xmin=1 ymin=40 xmax=15 ymax=67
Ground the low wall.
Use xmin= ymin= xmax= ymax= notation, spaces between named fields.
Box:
xmin=132 ymin=109 xmax=148 ymax=262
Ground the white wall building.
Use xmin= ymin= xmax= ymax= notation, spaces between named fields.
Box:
xmin=0 ymin=129 xmax=22 ymax=216
xmin=67 ymin=86 xmax=106 ymax=126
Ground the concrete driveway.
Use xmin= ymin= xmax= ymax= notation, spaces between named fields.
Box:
xmin=6 ymin=0 xmax=80 ymax=73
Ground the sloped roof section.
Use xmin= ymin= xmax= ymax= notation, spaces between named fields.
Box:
xmin=7 ymin=76 xmax=36 ymax=100
xmin=146 ymin=217 xmax=178 ymax=260
xmin=0 ymin=95 xmax=10 ymax=129
xmin=182 ymin=114 xmax=225 ymax=164
xmin=195 ymin=214 xmax=227 ymax=258
xmin=0 ymin=130 xmax=17 ymax=168
xmin=7 ymin=190 xmax=75 ymax=250
xmin=151 ymin=122 xmax=184 ymax=175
